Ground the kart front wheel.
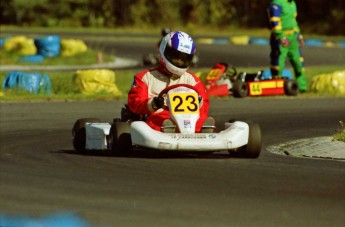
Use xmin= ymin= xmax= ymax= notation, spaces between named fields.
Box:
xmin=229 ymin=122 xmax=261 ymax=158
xmin=232 ymin=80 xmax=248 ymax=98
xmin=108 ymin=122 xmax=132 ymax=156
xmin=72 ymin=118 xmax=101 ymax=153
xmin=284 ymin=80 xmax=298 ymax=96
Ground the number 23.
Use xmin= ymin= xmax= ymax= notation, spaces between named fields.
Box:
xmin=173 ymin=95 xmax=198 ymax=112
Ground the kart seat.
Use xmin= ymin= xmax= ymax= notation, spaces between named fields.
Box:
xmin=238 ymin=71 xmax=263 ymax=82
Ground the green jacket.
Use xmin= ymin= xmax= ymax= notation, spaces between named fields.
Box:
xmin=269 ymin=0 xmax=300 ymax=39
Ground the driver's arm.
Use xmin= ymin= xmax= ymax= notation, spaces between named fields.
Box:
xmin=191 ymin=74 xmax=210 ymax=116
xmin=128 ymin=72 xmax=152 ymax=115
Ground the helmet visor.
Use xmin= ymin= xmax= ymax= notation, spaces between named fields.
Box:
xmin=164 ymin=45 xmax=194 ymax=68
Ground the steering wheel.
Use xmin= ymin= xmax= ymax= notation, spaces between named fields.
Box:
xmin=157 ymin=84 xmax=199 ymax=110
xmin=225 ymin=65 xmax=237 ymax=79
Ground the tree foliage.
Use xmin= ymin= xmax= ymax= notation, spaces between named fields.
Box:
xmin=0 ymin=0 xmax=344 ymax=35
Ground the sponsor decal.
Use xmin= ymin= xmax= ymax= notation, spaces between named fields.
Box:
xmin=180 ymin=44 xmax=191 ymax=49
xmin=208 ymin=134 xmax=216 ymax=139
xmin=184 ymin=120 xmax=191 ymax=128
xmin=169 ymin=134 xmax=207 ymax=139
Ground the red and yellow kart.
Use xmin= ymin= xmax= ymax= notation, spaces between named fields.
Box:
xmin=205 ymin=63 xmax=298 ymax=98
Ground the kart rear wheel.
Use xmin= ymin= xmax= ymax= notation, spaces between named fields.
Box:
xmin=284 ymin=80 xmax=298 ymax=96
xmin=245 ymin=122 xmax=262 ymax=158
xmin=229 ymin=122 xmax=261 ymax=158
xmin=232 ymin=80 xmax=248 ymax=98
xmin=108 ymin=122 xmax=132 ymax=156
xmin=72 ymin=118 xmax=100 ymax=153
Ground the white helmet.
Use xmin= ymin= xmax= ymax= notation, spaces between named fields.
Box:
xmin=159 ymin=31 xmax=196 ymax=77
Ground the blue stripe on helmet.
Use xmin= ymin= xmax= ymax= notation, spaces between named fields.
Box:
xmin=191 ymin=42 xmax=196 ymax=54
xmin=171 ymin=32 xmax=180 ymax=49
xmin=170 ymin=31 xmax=195 ymax=54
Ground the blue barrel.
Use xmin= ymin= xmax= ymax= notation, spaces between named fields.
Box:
xmin=34 ymin=35 xmax=60 ymax=57
xmin=0 ymin=212 xmax=90 ymax=227
xmin=0 ymin=37 xmax=7 ymax=48
xmin=304 ymin=39 xmax=324 ymax=47
xmin=249 ymin=38 xmax=269 ymax=46
xmin=339 ymin=41 xmax=345 ymax=47
xmin=213 ymin=38 xmax=229 ymax=44
xmin=2 ymin=71 xmax=52 ymax=94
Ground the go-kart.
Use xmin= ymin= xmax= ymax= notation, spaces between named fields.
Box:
xmin=72 ymin=84 xmax=262 ymax=158
xmin=205 ymin=63 xmax=298 ymax=97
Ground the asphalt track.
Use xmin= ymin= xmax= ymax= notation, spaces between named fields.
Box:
xmin=1 ymin=32 xmax=345 ymax=226
xmin=1 ymin=98 xmax=345 ymax=227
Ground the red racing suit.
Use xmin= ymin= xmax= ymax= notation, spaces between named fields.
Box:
xmin=128 ymin=66 xmax=210 ymax=132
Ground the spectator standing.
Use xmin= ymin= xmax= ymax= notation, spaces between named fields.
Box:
xmin=268 ymin=0 xmax=307 ymax=92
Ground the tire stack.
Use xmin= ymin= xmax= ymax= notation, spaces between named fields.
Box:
xmin=34 ymin=35 xmax=61 ymax=57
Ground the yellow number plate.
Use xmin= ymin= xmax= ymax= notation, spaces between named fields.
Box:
xmin=206 ymin=69 xmax=220 ymax=80
xmin=249 ymin=82 xmax=262 ymax=95
xmin=169 ymin=93 xmax=200 ymax=114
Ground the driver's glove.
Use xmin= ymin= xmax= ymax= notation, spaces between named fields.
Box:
xmin=298 ymin=34 xmax=304 ymax=47
xmin=280 ymin=37 xmax=290 ymax=47
xmin=153 ymin=96 xmax=164 ymax=110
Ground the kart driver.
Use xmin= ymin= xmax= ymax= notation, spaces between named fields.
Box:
xmin=128 ymin=31 xmax=212 ymax=133
xmin=268 ymin=0 xmax=307 ymax=92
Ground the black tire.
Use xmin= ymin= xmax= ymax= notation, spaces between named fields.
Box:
xmin=229 ymin=122 xmax=261 ymax=158
xmin=108 ymin=122 xmax=132 ymax=156
xmin=245 ymin=123 xmax=262 ymax=158
xmin=72 ymin=118 xmax=100 ymax=153
xmin=232 ymin=80 xmax=248 ymax=98
xmin=284 ymin=80 xmax=298 ymax=96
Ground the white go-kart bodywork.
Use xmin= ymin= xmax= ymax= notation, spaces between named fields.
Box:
xmin=72 ymin=85 xmax=261 ymax=157
xmin=130 ymin=119 xmax=249 ymax=152
xmin=84 ymin=123 xmax=111 ymax=150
